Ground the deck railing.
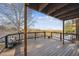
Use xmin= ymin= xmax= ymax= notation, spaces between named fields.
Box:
xmin=0 ymin=32 xmax=78 ymax=49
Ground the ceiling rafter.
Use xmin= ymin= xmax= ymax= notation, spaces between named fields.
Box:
xmin=58 ymin=8 xmax=79 ymax=19
xmin=54 ymin=5 xmax=79 ymax=17
xmin=28 ymin=3 xmax=79 ymax=20
xmin=48 ymin=3 xmax=69 ymax=15
xmin=60 ymin=13 xmax=79 ymax=20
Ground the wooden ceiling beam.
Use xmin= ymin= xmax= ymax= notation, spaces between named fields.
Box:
xmin=39 ymin=3 xmax=49 ymax=11
xmin=28 ymin=4 xmax=40 ymax=11
xmin=28 ymin=3 xmax=79 ymax=21
xmin=58 ymin=8 xmax=79 ymax=19
xmin=55 ymin=4 xmax=79 ymax=17
xmin=48 ymin=3 xmax=69 ymax=15
xmin=50 ymin=4 xmax=71 ymax=16
xmin=60 ymin=13 xmax=79 ymax=20
xmin=51 ymin=4 xmax=79 ymax=17
xmin=54 ymin=6 xmax=79 ymax=17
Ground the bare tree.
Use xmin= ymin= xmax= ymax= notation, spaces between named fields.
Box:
xmin=0 ymin=4 xmax=37 ymax=32
xmin=0 ymin=3 xmax=24 ymax=32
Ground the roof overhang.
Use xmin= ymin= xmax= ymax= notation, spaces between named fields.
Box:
xmin=26 ymin=3 xmax=79 ymax=21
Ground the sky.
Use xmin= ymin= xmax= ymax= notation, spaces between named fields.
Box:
xmin=0 ymin=4 xmax=63 ymax=30
xmin=28 ymin=8 xmax=63 ymax=30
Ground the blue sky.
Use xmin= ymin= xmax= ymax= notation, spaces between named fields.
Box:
xmin=28 ymin=8 xmax=63 ymax=30
xmin=0 ymin=4 xmax=63 ymax=30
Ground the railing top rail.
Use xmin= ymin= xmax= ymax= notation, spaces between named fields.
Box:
xmin=0 ymin=36 xmax=6 ymax=39
xmin=0 ymin=31 xmax=78 ymax=40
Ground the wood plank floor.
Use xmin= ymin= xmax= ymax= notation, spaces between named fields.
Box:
xmin=0 ymin=38 xmax=79 ymax=56
xmin=27 ymin=38 xmax=79 ymax=56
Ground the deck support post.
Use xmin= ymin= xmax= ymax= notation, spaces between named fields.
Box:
xmin=76 ymin=19 xmax=79 ymax=40
xmin=63 ymin=20 xmax=65 ymax=44
xmin=24 ymin=3 xmax=27 ymax=56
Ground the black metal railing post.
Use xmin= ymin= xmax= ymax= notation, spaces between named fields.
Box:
xmin=18 ymin=33 xmax=20 ymax=40
xmin=5 ymin=35 xmax=8 ymax=48
xmin=44 ymin=32 xmax=46 ymax=39
xmin=60 ymin=33 xmax=62 ymax=41
xmin=51 ymin=32 xmax=52 ymax=38
xmin=35 ymin=32 xmax=37 ymax=40
xmin=18 ymin=33 xmax=21 ymax=43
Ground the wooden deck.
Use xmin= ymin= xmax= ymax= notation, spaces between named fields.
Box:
xmin=27 ymin=38 xmax=79 ymax=56
xmin=0 ymin=38 xmax=79 ymax=56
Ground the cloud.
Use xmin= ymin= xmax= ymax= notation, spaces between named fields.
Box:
xmin=38 ymin=16 xmax=44 ymax=19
